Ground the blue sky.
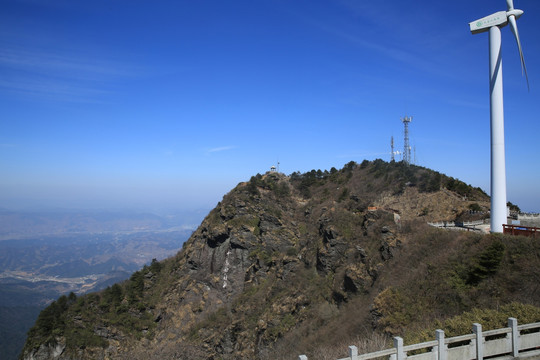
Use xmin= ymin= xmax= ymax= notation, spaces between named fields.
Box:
xmin=1 ymin=0 xmax=539 ymax=214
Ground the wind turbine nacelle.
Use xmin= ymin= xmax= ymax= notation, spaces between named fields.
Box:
xmin=470 ymin=11 xmax=508 ymax=34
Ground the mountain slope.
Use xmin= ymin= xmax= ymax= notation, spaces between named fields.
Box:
xmin=21 ymin=160 xmax=540 ymax=360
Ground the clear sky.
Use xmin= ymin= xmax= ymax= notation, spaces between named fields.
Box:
xmin=1 ymin=0 xmax=539 ymax=214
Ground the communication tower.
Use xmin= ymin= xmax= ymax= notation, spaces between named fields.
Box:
xmin=390 ymin=136 xmax=395 ymax=162
xmin=401 ymin=116 xmax=412 ymax=165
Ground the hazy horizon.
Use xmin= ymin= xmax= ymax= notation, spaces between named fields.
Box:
xmin=1 ymin=163 xmax=539 ymax=215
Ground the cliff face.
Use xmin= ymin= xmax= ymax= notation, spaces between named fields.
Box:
xmin=27 ymin=160 xmax=537 ymax=360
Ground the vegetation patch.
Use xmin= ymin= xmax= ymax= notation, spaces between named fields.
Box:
xmin=22 ymin=259 xmax=165 ymax=356
xmin=408 ymin=303 xmax=540 ymax=345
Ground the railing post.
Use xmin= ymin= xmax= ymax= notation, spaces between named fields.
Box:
xmin=298 ymin=355 xmax=307 ymax=360
xmin=508 ymin=317 xmax=519 ymax=357
xmin=394 ymin=336 xmax=405 ymax=360
xmin=349 ymin=345 xmax=358 ymax=360
xmin=473 ymin=323 xmax=483 ymax=360
xmin=436 ymin=329 xmax=446 ymax=360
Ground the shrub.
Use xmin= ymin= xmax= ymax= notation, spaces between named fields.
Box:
xmin=338 ymin=187 xmax=349 ymax=202
xmin=274 ymin=182 xmax=290 ymax=197
xmin=372 ymin=287 xmax=420 ymax=335
xmin=286 ymin=247 xmax=298 ymax=257
xmin=128 ymin=271 xmax=144 ymax=303
xmin=149 ymin=258 xmax=162 ymax=274
xmin=467 ymin=240 xmax=505 ymax=285
xmin=65 ymin=328 xmax=108 ymax=349
xmin=468 ymin=203 xmax=482 ymax=212
xmin=507 ymin=201 xmax=521 ymax=213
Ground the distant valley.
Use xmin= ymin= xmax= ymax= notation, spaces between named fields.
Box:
xmin=0 ymin=209 xmax=206 ymax=360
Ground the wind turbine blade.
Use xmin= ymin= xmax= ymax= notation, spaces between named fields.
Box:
xmin=508 ymin=15 xmax=530 ymax=91
xmin=507 ymin=0 xmax=514 ymax=11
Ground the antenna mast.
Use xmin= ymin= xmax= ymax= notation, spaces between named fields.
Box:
xmin=391 ymin=136 xmax=395 ymax=162
xmin=401 ymin=116 xmax=412 ymax=165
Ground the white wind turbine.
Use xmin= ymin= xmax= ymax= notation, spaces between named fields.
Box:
xmin=469 ymin=0 xmax=529 ymax=233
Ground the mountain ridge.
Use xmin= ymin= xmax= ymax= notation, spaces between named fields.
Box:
xmin=21 ymin=160 xmax=540 ymax=360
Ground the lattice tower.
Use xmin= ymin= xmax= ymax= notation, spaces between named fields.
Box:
xmin=401 ymin=116 xmax=412 ymax=164
xmin=391 ymin=136 xmax=395 ymax=162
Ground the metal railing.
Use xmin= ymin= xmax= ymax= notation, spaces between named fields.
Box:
xmin=503 ymin=224 xmax=540 ymax=238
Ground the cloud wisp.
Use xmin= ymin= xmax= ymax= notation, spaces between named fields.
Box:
xmin=0 ymin=46 xmax=138 ymax=103
xmin=206 ymin=146 xmax=237 ymax=154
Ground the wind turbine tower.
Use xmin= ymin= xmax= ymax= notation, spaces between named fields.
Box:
xmin=401 ymin=116 xmax=412 ymax=165
xmin=469 ymin=0 xmax=529 ymax=233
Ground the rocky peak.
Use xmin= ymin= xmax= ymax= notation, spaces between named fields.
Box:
xmin=21 ymin=161 xmax=495 ymax=360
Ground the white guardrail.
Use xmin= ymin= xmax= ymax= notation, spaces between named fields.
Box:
xmin=428 ymin=220 xmax=485 ymax=228
xmin=299 ymin=318 xmax=540 ymax=360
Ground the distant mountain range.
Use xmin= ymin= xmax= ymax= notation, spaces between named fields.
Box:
xmin=0 ymin=209 xmax=208 ymax=240
xmin=0 ymin=210 xmax=200 ymax=360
